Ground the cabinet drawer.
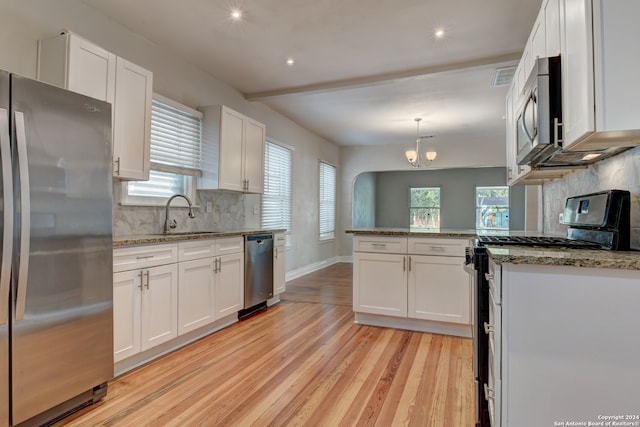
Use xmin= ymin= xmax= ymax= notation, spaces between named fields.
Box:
xmin=274 ymin=233 xmax=286 ymax=248
xmin=353 ymin=236 xmax=407 ymax=254
xmin=178 ymin=239 xmax=217 ymax=262
xmin=114 ymin=243 xmax=178 ymax=272
xmin=216 ymin=236 xmax=244 ymax=256
xmin=407 ymin=237 xmax=466 ymax=257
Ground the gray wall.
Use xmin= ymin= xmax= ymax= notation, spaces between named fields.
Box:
xmin=371 ymin=167 xmax=525 ymax=230
xmin=543 ymin=146 xmax=640 ymax=249
xmin=352 ymin=172 xmax=376 ymax=228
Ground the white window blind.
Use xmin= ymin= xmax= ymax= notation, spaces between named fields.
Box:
xmin=149 ymin=97 xmax=202 ymax=176
xmin=125 ymin=95 xmax=202 ymax=204
xmin=319 ymin=161 xmax=336 ymax=240
xmin=262 ymin=141 xmax=292 ymax=232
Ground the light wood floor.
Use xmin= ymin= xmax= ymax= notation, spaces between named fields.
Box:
xmin=57 ymin=263 xmax=474 ymax=426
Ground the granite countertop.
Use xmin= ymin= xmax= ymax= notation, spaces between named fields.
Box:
xmin=113 ymin=229 xmax=286 ymax=247
xmin=488 ymin=246 xmax=640 ymax=270
xmin=345 ymin=228 xmax=479 ymax=238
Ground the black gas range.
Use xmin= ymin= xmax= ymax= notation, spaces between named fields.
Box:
xmin=466 ymin=190 xmax=631 ymax=427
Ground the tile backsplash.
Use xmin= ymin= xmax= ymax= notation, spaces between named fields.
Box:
xmin=543 ymin=146 xmax=640 ymax=249
xmin=113 ymin=183 xmax=247 ymax=236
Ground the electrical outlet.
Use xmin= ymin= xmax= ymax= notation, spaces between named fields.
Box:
xmin=206 ymin=202 xmax=212 ymax=213
xmin=559 ymin=212 xmax=564 ymax=223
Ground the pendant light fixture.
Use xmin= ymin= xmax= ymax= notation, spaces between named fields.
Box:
xmin=405 ymin=118 xmax=437 ymax=168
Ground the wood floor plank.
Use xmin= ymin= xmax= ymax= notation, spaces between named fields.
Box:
xmin=55 ymin=263 xmax=474 ymax=427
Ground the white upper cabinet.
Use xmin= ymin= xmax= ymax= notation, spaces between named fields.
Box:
xmin=199 ymin=105 xmax=265 ymax=193
xmin=561 ymin=0 xmax=640 ymax=150
xmin=37 ymin=31 xmax=152 ymax=180
xmin=545 ymin=0 xmax=561 ymax=56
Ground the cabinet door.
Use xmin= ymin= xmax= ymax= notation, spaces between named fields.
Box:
xmin=218 ymin=107 xmax=245 ymax=192
xmin=353 ymin=252 xmax=407 ymax=317
xmin=113 ymin=57 xmax=152 ymax=180
xmin=67 ymin=35 xmax=116 ymax=103
xmin=545 ymin=0 xmax=561 ymax=56
xmin=561 ymin=0 xmax=595 ymax=148
xmin=215 ymin=253 xmax=244 ymax=319
xmin=113 ymin=270 xmax=142 ymax=362
xmin=408 ymin=255 xmax=470 ymax=324
xmin=140 ymin=264 xmax=178 ymax=351
xmin=243 ymin=117 xmax=265 ymax=193
xmin=530 ymin=10 xmax=546 ymax=63
xmin=273 ymin=246 xmax=286 ymax=295
xmin=178 ymin=258 xmax=215 ymax=335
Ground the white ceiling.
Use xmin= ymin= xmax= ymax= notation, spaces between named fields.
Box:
xmin=80 ymin=0 xmax=541 ymax=150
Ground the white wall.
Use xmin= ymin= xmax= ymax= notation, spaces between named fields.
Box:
xmin=0 ymin=0 xmax=340 ymax=272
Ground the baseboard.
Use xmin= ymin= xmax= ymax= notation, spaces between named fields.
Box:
xmin=354 ymin=312 xmax=472 ymax=338
xmin=285 ymin=256 xmax=351 ymax=281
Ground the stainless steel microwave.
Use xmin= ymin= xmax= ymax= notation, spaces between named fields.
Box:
xmin=515 ymin=55 xmax=562 ymax=166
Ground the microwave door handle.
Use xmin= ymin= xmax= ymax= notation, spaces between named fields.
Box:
xmin=520 ymin=93 xmax=536 ymax=146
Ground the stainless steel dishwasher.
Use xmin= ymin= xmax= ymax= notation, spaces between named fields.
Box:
xmin=243 ymin=234 xmax=274 ymax=315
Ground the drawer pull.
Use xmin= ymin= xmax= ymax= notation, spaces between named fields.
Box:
xmin=485 ymin=273 xmax=495 ymax=281
xmin=484 ymin=383 xmax=495 ymax=401
xmin=138 ymin=271 xmax=143 ymax=290
xmin=428 ymin=245 xmax=445 ymax=252
xmin=371 ymin=243 xmax=387 ymax=248
xmin=136 ymin=255 xmax=154 ymax=260
xmin=484 ymin=322 xmax=495 ymax=334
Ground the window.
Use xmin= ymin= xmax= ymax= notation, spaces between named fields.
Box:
xmin=409 ymin=187 xmax=441 ymax=229
xmin=476 ymin=186 xmax=510 ymax=230
xmin=319 ymin=162 xmax=336 ymax=240
xmin=123 ymin=94 xmax=202 ymax=205
xmin=262 ymin=140 xmax=293 ymax=234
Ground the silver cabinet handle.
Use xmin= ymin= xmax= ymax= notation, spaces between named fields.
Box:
xmin=408 ymin=256 xmax=412 ymax=271
xmin=0 ymin=108 xmax=13 ymax=325
xmin=274 ymin=247 xmax=278 ymax=259
xmin=429 ymin=245 xmax=446 ymax=252
xmin=145 ymin=270 xmax=150 ymax=289
xmin=371 ymin=243 xmax=387 ymax=248
xmin=212 ymin=259 xmax=217 ymax=273
xmin=14 ymin=111 xmax=30 ymax=321
xmin=138 ymin=271 xmax=144 ymax=290
xmin=217 ymin=258 xmax=221 ymax=273
xmin=484 ymin=383 xmax=495 ymax=401
xmin=485 ymin=273 xmax=494 ymax=281
xmin=484 ymin=322 xmax=495 ymax=334
xmin=403 ymin=256 xmax=406 ymax=271
xmin=114 ymin=156 xmax=120 ymax=175
xmin=136 ymin=255 xmax=154 ymax=260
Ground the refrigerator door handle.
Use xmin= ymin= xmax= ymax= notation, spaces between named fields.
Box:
xmin=14 ymin=111 xmax=30 ymax=321
xmin=0 ymin=108 xmax=13 ymax=324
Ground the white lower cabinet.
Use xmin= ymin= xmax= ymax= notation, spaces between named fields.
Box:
xmin=177 ymin=238 xmax=244 ymax=332
xmin=352 ymin=235 xmax=471 ymax=336
xmin=353 ymin=252 xmax=407 ymax=317
xmin=408 ymin=255 xmax=470 ymax=324
xmin=113 ymin=262 xmax=178 ymax=363
xmin=215 ymin=252 xmax=244 ymax=318
xmin=273 ymin=233 xmax=286 ymax=295
xmin=178 ymin=258 xmax=215 ymax=335
xmin=114 ymin=237 xmax=244 ymax=365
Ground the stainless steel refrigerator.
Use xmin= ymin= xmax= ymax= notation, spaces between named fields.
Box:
xmin=0 ymin=70 xmax=113 ymax=426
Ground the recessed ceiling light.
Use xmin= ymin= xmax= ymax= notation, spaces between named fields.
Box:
xmin=286 ymin=58 xmax=295 ymax=66
xmin=231 ymin=10 xmax=242 ymax=20
xmin=435 ymin=29 xmax=445 ymax=39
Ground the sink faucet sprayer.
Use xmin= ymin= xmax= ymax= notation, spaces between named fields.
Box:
xmin=164 ymin=194 xmax=196 ymax=233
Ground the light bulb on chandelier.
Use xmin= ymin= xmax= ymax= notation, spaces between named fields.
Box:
xmin=405 ymin=118 xmax=436 ymax=168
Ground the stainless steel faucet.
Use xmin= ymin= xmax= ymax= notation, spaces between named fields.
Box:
xmin=164 ymin=194 xmax=196 ymax=233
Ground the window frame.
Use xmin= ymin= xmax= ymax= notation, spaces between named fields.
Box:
xmin=475 ymin=185 xmax=510 ymax=230
xmin=409 ymin=186 xmax=441 ymax=230
xmin=318 ymin=161 xmax=336 ymax=241
xmin=121 ymin=94 xmax=202 ymax=207
xmin=261 ymin=138 xmax=294 ymax=241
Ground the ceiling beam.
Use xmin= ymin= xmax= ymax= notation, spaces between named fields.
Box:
xmin=244 ymin=52 xmax=520 ymax=101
